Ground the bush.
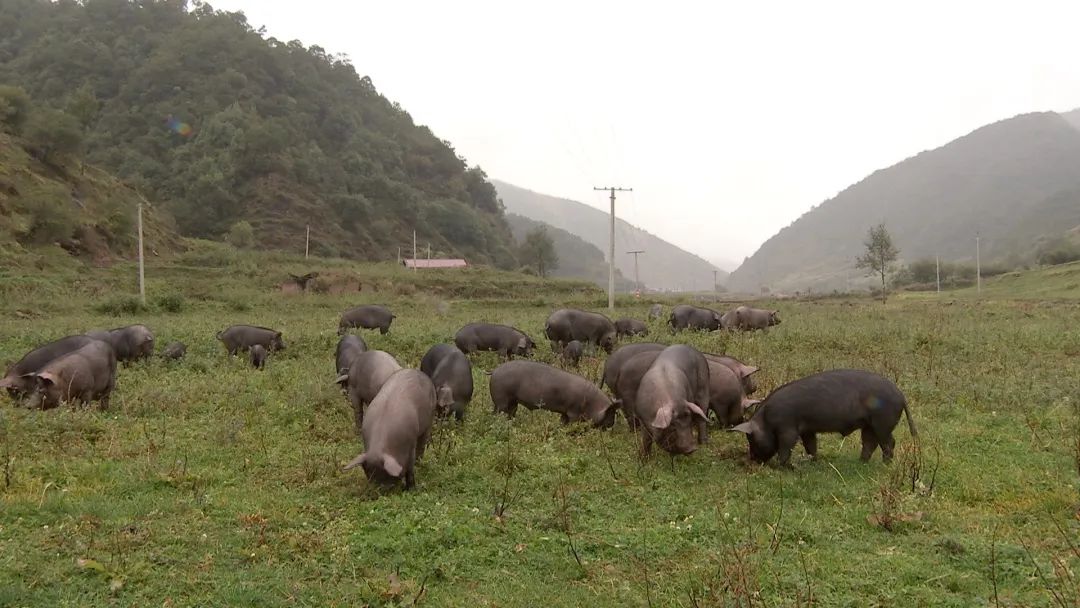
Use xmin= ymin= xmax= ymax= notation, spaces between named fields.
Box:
xmin=0 ymin=85 xmax=31 ymax=134
xmin=94 ymin=295 xmax=148 ymax=316
xmin=228 ymin=221 xmax=255 ymax=249
xmin=156 ymin=293 xmax=185 ymax=313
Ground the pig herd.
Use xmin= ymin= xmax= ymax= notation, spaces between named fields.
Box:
xmin=1 ymin=302 xmax=916 ymax=492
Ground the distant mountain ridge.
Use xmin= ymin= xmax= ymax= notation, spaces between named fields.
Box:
xmin=727 ymin=111 xmax=1080 ymax=292
xmin=505 ymin=213 xmax=634 ymax=289
xmin=494 ymin=180 xmax=725 ymax=291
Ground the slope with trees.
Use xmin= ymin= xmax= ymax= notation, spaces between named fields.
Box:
xmin=505 ymin=213 xmax=634 ymax=289
xmin=0 ymin=0 xmax=517 ymax=267
xmin=495 ymin=180 xmax=725 ymax=291
xmin=728 ymin=111 xmax=1080 ymax=292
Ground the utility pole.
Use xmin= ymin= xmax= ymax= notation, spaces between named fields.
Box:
xmin=975 ymin=232 xmax=982 ymax=295
xmin=627 ymin=250 xmax=644 ymax=296
xmin=305 ymin=225 xmax=310 ymax=259
xmin=412 ymin=230 xmax=417 ymax=273
xmin=137 ymin=202 xmax=145 ymax=306
xmin=935 ymin=254 xmax=940 ymax=295
xmin=594 ymin=186 xmax=632 ymax=310
xmin=427 ymin=243 xmax=431 ymax=261
xmin=713 ymin=270 xmax=718 ymax=295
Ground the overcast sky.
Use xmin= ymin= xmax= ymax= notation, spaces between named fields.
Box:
xmin=210 ymin=0 xmax=1080 ymax=270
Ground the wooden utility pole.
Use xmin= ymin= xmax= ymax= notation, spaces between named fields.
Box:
xmin=627 ymin=250 xmax=644 ymax=295
xmin=935 ymin=254 xmax=941 ymax=295
xmin=305 ymin=225 xmax=310 ymax=259
xmin=427 ymin=243 xmax=431 ymax=261
xmin=412 ymin=230 xmax=417 ymax=273
xmin=594 ymin=186 xmax=632 ymax=310
xmin=976 ymin=232 xmax=982 ymax=295
xmin=137 ymin=203 xmax=145 ymax=306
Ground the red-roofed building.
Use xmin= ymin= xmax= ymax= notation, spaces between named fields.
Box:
xmin=402 ymin=258 xmax=468 ymax=269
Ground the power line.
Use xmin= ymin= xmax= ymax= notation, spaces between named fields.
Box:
xmin=594 ymin=186 xmax=633 ymax=310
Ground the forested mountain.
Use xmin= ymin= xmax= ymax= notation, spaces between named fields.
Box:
xmin=0 ymin=0 xmax=517 ymax=267
xmin=494 ymin=180 xmax=725 ymax=292
xmin=728 ymin=111 xmax=1080 ymax=293
xmin=505 ymin=213 xmax=634 ymax=289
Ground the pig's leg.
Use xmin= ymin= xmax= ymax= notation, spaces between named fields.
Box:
xmin=859 ymin=428 xmax=879 ymax=462
xmin=878 ymin=430 xmax=896 ymax=462
xmin=800 ymin=432 xmax=817 ymax=459
xmin=776 ymin=429 xmax=799 ymax=467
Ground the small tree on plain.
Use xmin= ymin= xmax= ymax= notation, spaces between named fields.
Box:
xmin=520 ymin=226 xmax=558 ymax=278
xmin=228 ymin=220 xmax=255 ymax=249
xmin=856 ymin=223 xmax=899 ymax=303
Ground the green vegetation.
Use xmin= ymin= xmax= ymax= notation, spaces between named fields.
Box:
xmin=855 ymin=223 xmax=899 ymax=302
xmin=0 ymin=0 xmax=518 ymax=266
xmin=516 ymin=225 xmax=558 ymax=278
xmin=1 ymin=251 xmax=1078 ymax=606
xmin=495 ymin=180 xmax=725 ymax=291
xmin=730 ymin=112 xmax=1080 ymax=292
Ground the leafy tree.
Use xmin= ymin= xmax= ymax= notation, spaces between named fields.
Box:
xmin=22 ymin=108 xmax=83 ymax=165
xmin=520 ymin=226 xmax=558 ymax=278
xmin=0 ymin=85 xmax=32 ymax=134
xmin=228 ymin=220 xmax=255 ymax=249
xmin=855 ymin=223 xmax=899 ymax=302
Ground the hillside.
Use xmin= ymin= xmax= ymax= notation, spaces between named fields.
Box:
xmin=728 ymin=111 xmax=1080 ymax=292
xmin=0 ymin=0 xmax=516 ymax=267
xmin=0 ymin=131 xmax=177 ymax=268
xmin=505 ymin=213 xmax=634 ymax=289
xmin=494 ymin=180 xmax=725 ymax=291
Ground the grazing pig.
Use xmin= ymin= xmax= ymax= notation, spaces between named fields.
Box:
xmin=614 ymin=318 xmax=649 ymax=338
xmin=335 ymin=334 xmax=368 ymax=375
xmin=85 ymin=324 xmax=154 ymax=363
xmin=419 ymin=344 xmax=472 ymax=421
xmin=647 ymin=304 xmax=663 ymax=320
xmin=705 ymin=360 xmax=758 ymax=427
xmin=249 ymin=344 xmax=267 ymax=370
xmin=719 ymin=309 xmax=739 ymax=330
xmin=732 ymin=306 xmax=781 ymax=331
xmin=561 ymin=340 xmax=584 ymax=367
xmin=633 ymin=345 xmax=711 ymax=455
xmin=335 ymin=350 xmax=403 ymax=435
xmin=160 ymin=342 xmax=187 ymax=361
xmin=23 ymin=340 xmax=117 ymax=410
xmin=668 ymin=304 xmax=724 ymax=332
xmin=338 ymin=305 xmax=395 ymax=335
xmin=730 ymin=369 xmax=916 ymax=466
xmin=343 ymin=369 xmax=437 ymax=490
xmin=1 ymin=335 xmax=96 ymax=398
xmin=488 ymin=361 xmax=620 ymax=428
xmin=454 ymin=323 xmax=535 ymax=359
xmin=217 ymin=325 xmax=285 ymax=355
xmin=600 ymin=342 xmax=665 ymax=390
xmin=613 ymin=350 xmax=662 ymax=429
xmin=545 ymin=309 xmax=618 ymax=353
xmin=703 ymin=353 xmax=760 ymax=396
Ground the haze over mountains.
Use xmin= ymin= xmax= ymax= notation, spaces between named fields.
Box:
xmin=494 ymin=180 xmax=726 ymax=292
xmin=727 ymin=111 xmax=1080 ymax=293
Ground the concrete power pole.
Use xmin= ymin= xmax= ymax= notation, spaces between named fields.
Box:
xmin=305 ymin=225 xmax=310 ymax=259
xmin=976 ymin=232 xmax=982 ymax=295
xmin=627 ymin=250 xmax=644 ymax=296
xmin=713 ymin=270 xmax=719 ymax=295
xmin=412 ymin=230 xmax=417 ymax=273
xmin=594 ymin=186 xmax=633 ymax=310
xmin=935 ymin=254 xmax=940 ymax=295
xmin=137 ymin=202 xmax=145 ymax=306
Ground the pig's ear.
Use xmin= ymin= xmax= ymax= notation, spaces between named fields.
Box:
xmin=381 ymin=455 xmax=403 ymax=477
xmin=34 ymin=372 xmax=57 ymax=387
xmin=517 ymin=337 xmax=528 ymax=350
xmin=334 ymin=373 xmax=349 ymax=386
xmin=685 ymin=401 xmax=708 ymax=421
xmin=730 ymin=422 xmax=754 ymax=435
xmin=741 ymin=398 xmax=761 ymax=410
xmin=652 ymin=404 xmax=674 ymax=429
xmin=741 ymin=365 xmax=760 ymax=377
xmin=343 ymin=452 xmax=368 ymax=471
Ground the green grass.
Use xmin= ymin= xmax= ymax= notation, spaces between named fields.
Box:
xmin=901 ymin=260 xmax=1080 ymax=300
xmin=1 ymin=255 xmax=1079 ymax=606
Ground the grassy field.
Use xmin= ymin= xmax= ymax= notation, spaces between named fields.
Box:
xmin=1 ymin=251 xmax=1079 ymax=606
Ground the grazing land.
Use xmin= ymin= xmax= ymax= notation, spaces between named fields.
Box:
xmin=1 ymin=250 xmax=1078 ymax=606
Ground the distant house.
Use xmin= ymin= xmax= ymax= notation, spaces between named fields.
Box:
xmin=402 ymin=258 xmax=468 ymax=269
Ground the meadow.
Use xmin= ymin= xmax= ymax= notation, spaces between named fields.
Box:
xmin=1 ymin=250 xmax=1079 ymax=606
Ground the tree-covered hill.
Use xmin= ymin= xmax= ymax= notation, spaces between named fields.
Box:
xmin=728 ymin=111 xmax=1080 ymax=293
xmin=0 ymin=0 xmax=517 ymax=267
xmin=505 ymin=213 xmax=635 ymax=290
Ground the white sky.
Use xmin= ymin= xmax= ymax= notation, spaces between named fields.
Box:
xmin=209 ymin=0 xmax=1080 ymax=270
